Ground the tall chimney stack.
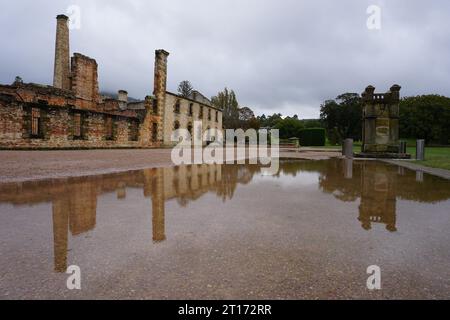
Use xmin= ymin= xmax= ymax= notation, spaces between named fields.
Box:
xmin=53 ymin=15 xmax=70 ymax=90
xmin=118 ymin=90 xmax=128 ymax=103
xmin=153 ymin=49 xmax=169 ymax=117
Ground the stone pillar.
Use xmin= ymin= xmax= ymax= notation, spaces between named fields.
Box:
xmin=153 ymin=50 xmax=169 ymax=141
xmin=343 ymin=139 xmax=354 ymax=158
xmin=416 ymin=139 xmax=425 ymax=160
xmin=53 ymin=15 xmax=71 ymax=90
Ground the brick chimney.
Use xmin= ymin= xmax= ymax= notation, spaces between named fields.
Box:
xmin=118 ymin=90 xmax=128 ymax=103
xmin=53 ymin=15 xmax=71 ymax=90
xmin=153 ymin=49 xmax=169 ymax=117
xmin=118 ymin=90 xmax=128 ymax=111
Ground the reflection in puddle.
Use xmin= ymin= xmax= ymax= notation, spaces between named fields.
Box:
xmin=0 ymin=164 xmax=261 ymax=272
xmin=0 ymin=159 xmax=449 ymax=298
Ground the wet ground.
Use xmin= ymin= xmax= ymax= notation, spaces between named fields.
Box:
xmin=0 ymin=159 xmax=449 ymax=299
xmin=0 ymin=148 xmax=339 ymax=183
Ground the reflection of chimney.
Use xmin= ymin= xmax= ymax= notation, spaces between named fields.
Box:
xmin=152 ymin=170 xmax=166 ymax=242
xmin=153 ymin=49 xmax=169 ymax=118
xmin=52 ymin=199 xmax=69 ymax=273
xmin=53 ymin=15 xmax=71 ymax=90
xmin=117 ymin=183 xmax=126 ymax=199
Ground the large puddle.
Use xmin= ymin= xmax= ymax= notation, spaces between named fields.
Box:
xmin=0 ymin=159 xmax=449 ymax=299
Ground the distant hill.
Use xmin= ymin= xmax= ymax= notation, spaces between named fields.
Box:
xmin=100 ymin=91 xmax=140 ymax=102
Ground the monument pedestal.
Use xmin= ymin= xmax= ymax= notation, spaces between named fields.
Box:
xmin=354 ymin=152 xmax=411 ymax=159
xmin=356 ymin=84 xmax=411 ymax=159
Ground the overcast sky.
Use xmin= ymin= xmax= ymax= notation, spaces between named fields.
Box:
xmin=1 ymin=0 xmax=449 ymax=118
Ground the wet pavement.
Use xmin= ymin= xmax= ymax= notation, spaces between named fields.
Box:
xmin=0 ymin=159 xmax=449 ymax=299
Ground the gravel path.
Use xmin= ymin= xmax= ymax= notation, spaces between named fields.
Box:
xmin=0 ymin=148 xmax=340 ymax=183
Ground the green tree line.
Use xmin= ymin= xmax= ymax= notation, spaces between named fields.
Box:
xmin=320 ymin=93 xmax=450 ymax=145
xmin=208 ymin=84 xmax=450 ymax=146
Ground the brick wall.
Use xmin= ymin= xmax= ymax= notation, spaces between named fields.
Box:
xmin=71 ymin=53 xmax=99 ymax=104
xmin=0 ymin=100 xmax=23 ymax=141
xmin=0 ymin=102 xmax=159 ymax=149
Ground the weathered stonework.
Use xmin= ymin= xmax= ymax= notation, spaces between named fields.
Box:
xmin=71 ymin=53 xmax=100 ymax=103
xmin=0 ymin=14 xmax=222 ymax=150
xmin=359 ymin=85 xmax=408 ymax=158
xmin=163 ymin=92 xmax=223 ymax=146
xmin=53 ymin=15 xmax=71 ymax=90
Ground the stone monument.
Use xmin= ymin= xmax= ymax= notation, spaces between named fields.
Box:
xmin=357 ymin=84 xmax=410 ymax=159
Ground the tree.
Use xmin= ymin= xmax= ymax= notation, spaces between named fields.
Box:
xmin=238 ymin=106 xmax=260 ymax=130
xmin=258 ymin=114 xmax=267 ymax=126
xmin=301 ymin=119 xmax=323 ymax=128
xmin=399 ymin=95 xmax=450 ymax=145
xmin=274 ymin=117 xmax=304 ymax=139
xmin=239 ymin=107 xmax=255 ymax=121
xmin=211 ymin=88 xmax=240 ymax=129
xmin=13 ymin=76 xmax=23 ymax=85
xmin=320 ymin=93 xmax=363 ymax=145
xmin=246 ymin=117 xmax=261 ymax=130
xmin=177 ymin=80 xmax=193 ymax=98
xmin=258 ymin=113 xmax=283 ymax=128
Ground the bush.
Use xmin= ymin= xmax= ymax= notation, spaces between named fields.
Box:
xmin=299 ymin=128 xmax=326 ymax=146
xmin=274 ymin=118 xmax=304 ymax=139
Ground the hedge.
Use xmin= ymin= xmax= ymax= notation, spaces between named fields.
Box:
xmin=299 ymin=128 xmax=326 ymax=146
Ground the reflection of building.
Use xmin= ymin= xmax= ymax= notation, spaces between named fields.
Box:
xmin=52 ymin=182 xmax=97 ymax=272
xmin=0 ymin=164 xmax=257 ymax=272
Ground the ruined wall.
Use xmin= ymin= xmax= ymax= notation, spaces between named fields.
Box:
xmin=71 ymin=53 xmax=99 ymax=104
xmin=0 ymin=103 xmax=151 ymax=149
xmin=163 ymin=93 xmax=223 ymax=146
xmin=1 ymin=13 xmax=220 ymax=150
xmin=0 ymin=82 xmax=163 ymax=149
xmin=0 ymin=100 xmax=24 ymax=141
xmin=137 ymin=96 xmax=162 ymax=147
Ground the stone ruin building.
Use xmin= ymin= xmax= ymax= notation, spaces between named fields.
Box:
xmin=0 ymin=14 xmax=222 ymax=149
xmin=358 ymin=84 xmax=409 ymax=158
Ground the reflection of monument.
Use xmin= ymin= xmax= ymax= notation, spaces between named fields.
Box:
xmin=358 ymin=85 xmax=410 ymax=159
xmin=0 ymin=163 xmax=257 ymax=272
xmin=358 ymin=162 xmax=397 ymax=232
xmin=317 ymin=158 xmax=450 ymax=231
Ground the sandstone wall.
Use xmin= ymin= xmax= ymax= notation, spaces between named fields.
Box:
xmin=71 ymin=53 xmax=99 ymax=103
xmin=163 ymin=93 xmax=223 ymax=146
xmin=0 ymin=101 xmax=157 ymax=149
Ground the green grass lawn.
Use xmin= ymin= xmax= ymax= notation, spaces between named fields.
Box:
xmin=308 ymin=140 xmax=450 ymax=171
xmin=412 ymin=147 xmax=450 ymax=170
